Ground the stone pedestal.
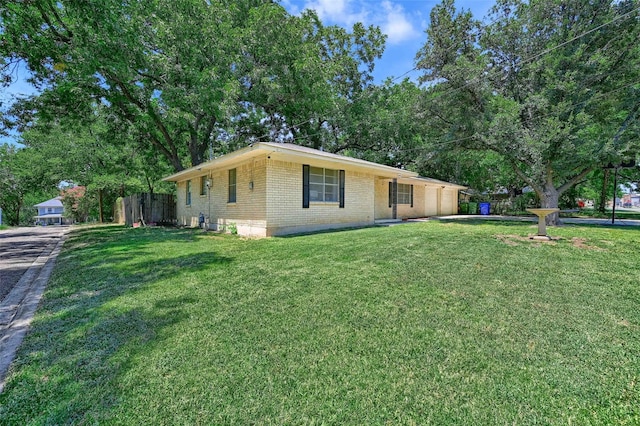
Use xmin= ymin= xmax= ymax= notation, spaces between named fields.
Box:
xmin=526 ymin=208 xmax=560 ymax=239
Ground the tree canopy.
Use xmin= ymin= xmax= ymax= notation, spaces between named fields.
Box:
xmin=416 ymin=0 xmax=640 ymax=219
xmin=1 ymin=0 xmax=385 ymax=172
xmin=2 ymin=0 xmax=639 ymax=226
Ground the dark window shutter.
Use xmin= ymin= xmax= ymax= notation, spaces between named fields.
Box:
xmin=339 ymin=170 xmax=345 ymax=208
xmin=410 ymin=185 xmax=414 ymax=208
xmin=302 ymin=165 xmax=310 ymax=208
xmin=389 ymin=182 xmax=392 ymax=208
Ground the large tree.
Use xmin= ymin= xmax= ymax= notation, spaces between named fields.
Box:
xmin=215 ymin=5 xmax=386 ymax=152
xmin=1 ymin=0 xmax=386 ymax=171
xmin=0 ymin=143 xmax=59 ymax=225
xmin=16 ymin=106 xmax=173 ymax=221
xmin=416 ymin=0 xmax=640 ymax=222
xmin=1 ymin=0 xmax=255 ymax=171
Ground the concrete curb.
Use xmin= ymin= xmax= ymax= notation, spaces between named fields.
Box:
xmin=431 ymin=214 xmax=640 ymax=226
xmin=0 ymin=232 xmax=68 ymax=393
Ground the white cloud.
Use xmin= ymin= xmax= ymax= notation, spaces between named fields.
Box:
xmin=299 ymin=0 xmax=420 ymax=45
xmin=303 ymin=0 xmax=368 ymax=26
xmin=380 ymin=1 xmax=421 ymax=44
xmin=280 ymin=0 xmax=302 ymax=16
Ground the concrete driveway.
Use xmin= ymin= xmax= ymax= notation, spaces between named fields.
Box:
xmin=0 ymin=225 xmax=69 ymax=392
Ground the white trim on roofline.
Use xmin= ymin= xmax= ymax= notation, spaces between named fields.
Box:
xmin=162 ymin=143 xmax=419 ymax=182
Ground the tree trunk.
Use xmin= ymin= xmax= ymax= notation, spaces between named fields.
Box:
xmin=538 ymin=185 xmax=561 ymax=226
xmin=599 ymin=169 xmax=609 ymax=214
xmin=16 ymin=198 xmax=22 ymax=226
xmin=98 ymin=189 xmax=104 ymax=223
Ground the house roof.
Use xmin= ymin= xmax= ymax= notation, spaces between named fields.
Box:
xmin=34 ymin=197 xmax=63 ymax=208
xmin=410 ymin=176 xmax=467 ymax=190
xmin=163 ymin=143 xmax=419 ymax=182
xmin=163 ymin=142 xmax=466 ymax=189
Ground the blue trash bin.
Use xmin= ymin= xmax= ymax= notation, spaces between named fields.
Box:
xmin=479 ymin=202 xmax=490 ymax=215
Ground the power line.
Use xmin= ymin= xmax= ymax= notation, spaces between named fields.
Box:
xmin=520 ymin=6 xmax=640 ymax=65
xmin=418 ymin=5 xmax=640 ymax=103
xmin=235 ymin=5 xmax=640 ymax=161
xmin=250 ymin=72 xmax=640 ymax=160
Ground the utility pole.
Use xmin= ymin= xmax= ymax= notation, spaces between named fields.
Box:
xmin=611 ymin=167 xmax=618 ymax=224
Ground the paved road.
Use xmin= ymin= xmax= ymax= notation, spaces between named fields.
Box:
xmin=0 ymin=226 xmax=69 ymax=301
xmin=0 ymin=226 xmax=69 ymax=393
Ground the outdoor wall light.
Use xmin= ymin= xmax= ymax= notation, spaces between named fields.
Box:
xmin=249 ymin=181 xmax=254 ymax=190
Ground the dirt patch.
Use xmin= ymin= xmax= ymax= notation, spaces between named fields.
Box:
xmin=495 ymin=234 xmax=605 ymax=250
xmin=570 ymin=237 xmax=604 ymax=251
xmin=618 ymin=319 xmax=632 ymax=327
xmin=495 ymin=234 xmax=558 ymax=246
xmin=495 ymin=234 xmax=522 ymax=246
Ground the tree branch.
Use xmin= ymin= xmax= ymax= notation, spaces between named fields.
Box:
xmin=35 ymin=2 xmax=72 ymax=44
xmin=558 ymin=167 xmax=593 ymax=195
xmin=509 ymin=160 xmax=541 ymax=194
xmin=105 ymin=71 xmax=183 ymax=170
xmin=109 ymin=72 xmax=181 ymax=168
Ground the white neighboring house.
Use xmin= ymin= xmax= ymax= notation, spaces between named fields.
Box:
xmin=34 ymin=197 xmax=67 ymax=225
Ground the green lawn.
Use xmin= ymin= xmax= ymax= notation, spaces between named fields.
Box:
xmin=1 ymin=221 xmax=639 ymax=425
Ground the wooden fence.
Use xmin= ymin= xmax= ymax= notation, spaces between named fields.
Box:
xmin=116 ymin=193 xmax=176 ymax=226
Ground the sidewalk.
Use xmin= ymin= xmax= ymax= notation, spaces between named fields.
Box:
xmin=432 ymin=214 xmax=640 ymax=227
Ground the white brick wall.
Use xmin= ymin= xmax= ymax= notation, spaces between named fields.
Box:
xmin=175 ymin=154 xmax=460 ymax=236
xmin=265 ymin=159 xmax=375 ymax=236
xmin=176 ymin=156 xmax=268 ymax=236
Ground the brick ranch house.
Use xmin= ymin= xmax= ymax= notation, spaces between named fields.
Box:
xmin=163 ymin=143 xmax=466 ymax=237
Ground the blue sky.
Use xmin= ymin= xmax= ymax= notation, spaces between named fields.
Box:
xmin=281 ymin=0 xmax=496 ymax=83
xmin=1 ymin=1 xmax=496 ymax=145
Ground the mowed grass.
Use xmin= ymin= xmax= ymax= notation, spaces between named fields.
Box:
xmin=1 ymin=221 xmax=639 ymax=425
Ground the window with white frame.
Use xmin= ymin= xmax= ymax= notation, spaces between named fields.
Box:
xmin=397 ymin=183 xmax=412 ymax=205
xmin=186 ymin=180 xmax=192 ymax=205
xmin=309 ymin=167 xmax=339 ymax=202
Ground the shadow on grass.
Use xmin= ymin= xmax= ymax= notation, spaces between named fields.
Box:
xmin=436 ymin=218 xmax=640 ymax=232
xmin=434 ymin=219 xmax=537 ymax=227
xmin=0 ymin=226 xmax=232 ymax=424
xmin=276 ymin=225 xmax=378 ymax=239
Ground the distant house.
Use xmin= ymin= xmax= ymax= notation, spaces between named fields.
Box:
xmin=34 ymin=197 xmax=66 ymax=225
xmin=621 ymin=193 xmax=640 ymax=208
xmin=163 ymin=143 xmax=466 ymax=237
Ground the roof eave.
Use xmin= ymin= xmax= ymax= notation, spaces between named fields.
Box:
xmin=162 ymin=142 xmax=418 ymax=181
xmin=162 ymin=144 xmax=266 ymax=182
